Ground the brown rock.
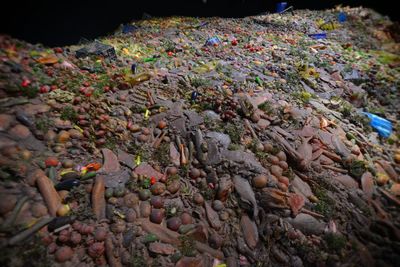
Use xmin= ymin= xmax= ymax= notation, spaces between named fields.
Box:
xmin=240 ymin=214 xmax=258 ymax=249
xmin=9 ymin=124 xmax=30 ymax=139
xmin=22 ymin=104 xmax=50 ymax=116
xmin=0 ymin=114 xmax=13 ymax=131
xmin=148 ymin=242 xmax=175 ymax=255
xmin=134 ymin=163 xmax=164 ymax=180
xmin=101 ymin=148 xmax=120 ymax=173
xmin=361 ymin=172 xmax=374 ymax=199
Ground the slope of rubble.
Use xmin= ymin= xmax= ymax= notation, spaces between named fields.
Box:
xmin=0 ymin=6 xmax=399 ymax=267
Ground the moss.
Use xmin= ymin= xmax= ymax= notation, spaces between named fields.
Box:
xmin=35 ymin=117 xmax=53 ymax=132
xmin=324 ymin=233 xmax=346 ymax=253
xmin=153 ymin=142 xmax=170 ymax=168
xmin=60 ymin=105 xmax=78 ymax=122
xmin=228 ymin=143 xmax=241 ymax=151
xmin=258 ymin=101 xmax=274 ymax=115
xmin=104 ymin=136 xmax=118 ymax=151
xmin=165 ymin=203 xmax=182 ymax=218
xmin=66 ymin=184 xmax=95 ymax=221
xmin=130 ymin=249 xmax=146 ymax=267
xmin=314 ymin=188 xmax=335 ymax=218
xmin=348 ymin=160 xmax=367 ymax=179
xmin=178 ymin=235 xmax=196 ymax=257
xmin=0 ymin=236 xmax=51 ymax=267
xmin=190 ymin=76 xmax=210 ymax=88
xmin=224 ymin=122 xmax=244 ymax=144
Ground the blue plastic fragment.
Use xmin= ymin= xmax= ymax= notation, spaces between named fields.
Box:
xmin=308 ymin=33 xmax=327 ymax=39
xmin=362 ymin=112 xmax=393 ymax=138
xmin=131 ymin=63 xmax=137 ymax=74
xmin=338 ymin=12 xmax=347 ymax=23
xmin=191 ymin=91 xmax=199 ymax=101
xmin=205 ymin=36 xmax=221 ymax=46
xmin=122 ymin=24 xmax=138 ymax=34
xmin=276 ymin=2 xmax=288 ymax=13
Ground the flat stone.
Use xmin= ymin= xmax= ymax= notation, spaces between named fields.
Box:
xmin=286 ymin=213 xmax=325 ymax=235
xmin=21 ymin=103 xmax=50 ymax=116
xmin=104 ymin=169 xmax=130 ymax=188
xmin=134 ymin=162 xmax=164 ymax=180
xmin=221 ymin=149 xmax=267 ymax=173
xmin=291 ymin=176 xmax=314 ymax=201
xmin=169 ymin=143 xmax=180 ymax=166
xmin=206 ymin=132 xmax=231 ymax=149
xmin=8 ymin=124 xmax=30 ymax=139
xmin=169 ymin=116 xmax=186 ymax=135
xmin=117 ymin=149 xmax=136 ymax=169
xmin=206 ymin=140 xmax=222 ymax=165
xmin=101 ymin=148 xmax=120 ymax=173
xmin=184 ymin=110 xmax=204 ymax=128
xmin=334 ymin=174 xmax=359 ymax=189
xmin=0 ymin=114 xmax=13 ymax=131
xmin=148 ymin=242 xmax=176 ymax=255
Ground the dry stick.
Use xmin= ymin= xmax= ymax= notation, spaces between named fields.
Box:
xmin=92 ymin=176 xmax=106 ymax=220
xmin=138 ymin=219 xmax=224 ymax=259
xmin=36 ymin=175 xmax=61 ymax=216
xmin=301 ymin=208 xmax=325 ymax=219
xmin=322 ymin=150 xmax=342 ymax=162
xmin=322 ymin=164 xmax=348 ymax=174
xmin=244 ymin=119 xmax=258 ymax=139
xmin=152 ymin=131 xmax=167 ymax=149
xmin=8 ymin=217 xmax=54 ymax=246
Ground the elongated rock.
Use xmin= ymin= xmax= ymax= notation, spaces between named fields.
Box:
xmin=361 ymin=172 xmax=374 ymax=199
xmin=233 ymin=175 xmax=258 ymax=218
xmin=36 ymin=173 xmax=61 ymax=216
xmin=204 ymin=201 xmax=222 ymax=230
xmin=92 ymin=176 xmax=106 ymax=220
xmin=240 ymin=214 xmax=258 ymax=249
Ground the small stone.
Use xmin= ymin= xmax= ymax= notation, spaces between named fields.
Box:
xmin=57 ymin=130 xmax=70 ymax=143
xmin=257 ymin=119 xmax=270 ymax=130
xmin=68 ymin=129 xmax=83 ymax=139
xmin=8 ymin=124 xmax=30 ymax=139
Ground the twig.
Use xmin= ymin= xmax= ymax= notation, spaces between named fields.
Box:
xmin=8 ymin=217 xmax=54 ymax=246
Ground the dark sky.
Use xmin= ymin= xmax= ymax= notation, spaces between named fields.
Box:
xmin=1 ymin=0 xmax=398 ymax=46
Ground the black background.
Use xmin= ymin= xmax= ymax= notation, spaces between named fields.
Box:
xmin=1 ymin=0 xmax=398 ymax=46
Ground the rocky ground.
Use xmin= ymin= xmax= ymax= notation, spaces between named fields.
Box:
xmin=0 ymin=6 xmax=400 ymax=267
